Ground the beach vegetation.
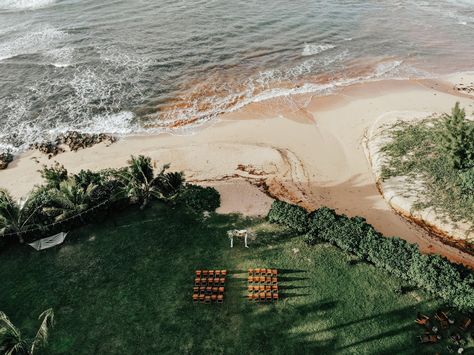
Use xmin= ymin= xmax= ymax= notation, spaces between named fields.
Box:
xmin=0 ymin=155 xmax=217 ymax=247
xmin=268 ymin=201 xmax=474 ymax=311
xmin=175 ymin=184 xmax=220 ymax=214
xmin=0 ymin=308 xmax=54 ymax=355
xmin=380 ymin=102 xmax=474 ymax=230
xmin=118 ymin=155 xmax=184 ymax=209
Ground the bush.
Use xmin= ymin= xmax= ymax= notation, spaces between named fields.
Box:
xmin=267 ymin=201 xmax=309 ymax=233
xmin=176 ymin=185 xmax=220 ymax=214
xmin=267 ymin=200 xmax=474 ymax=310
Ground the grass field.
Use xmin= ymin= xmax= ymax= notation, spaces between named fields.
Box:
xmin=0 ymin=203 xmax=464 ymax=354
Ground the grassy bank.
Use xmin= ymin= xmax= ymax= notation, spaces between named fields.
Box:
xmin=0 ymin=203 xmax=455 ymax=354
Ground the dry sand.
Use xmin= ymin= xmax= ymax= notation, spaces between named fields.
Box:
xmin=1 ymin=75 xmax=474 ymax=267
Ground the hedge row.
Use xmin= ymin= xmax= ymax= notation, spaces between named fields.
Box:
xmin=267 ymin=201 xmax=474 ymax=310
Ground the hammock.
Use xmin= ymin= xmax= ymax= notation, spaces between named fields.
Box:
xmin=28 ymin=232 xmax=68 ymax=251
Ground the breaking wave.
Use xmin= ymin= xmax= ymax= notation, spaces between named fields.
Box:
xmin=0 ymin=0 xmax=56 ymax=10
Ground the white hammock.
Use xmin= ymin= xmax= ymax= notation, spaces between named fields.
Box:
xmin=28 ymin=232 xmax=68 ymax=251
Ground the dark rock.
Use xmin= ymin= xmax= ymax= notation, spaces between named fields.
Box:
xmin=0 ymin=151 xmax=13 ymax=170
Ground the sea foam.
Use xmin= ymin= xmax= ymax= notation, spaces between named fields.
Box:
xmin=0 ymin=26 xmax=67 ymax=61
xmin=0 ymin=0 xmax=56 ymax=10
xmin=302 ymin=43 xmax=336 ymax=56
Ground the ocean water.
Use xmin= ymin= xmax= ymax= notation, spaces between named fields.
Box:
xmin=0 ymin=0 xmax=473 ymax=152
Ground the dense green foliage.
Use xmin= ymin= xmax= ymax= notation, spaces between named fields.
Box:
xmin=267 ymin=201 xmax=474 ymax=310
xmin=267 ymin=200 xmax=309 ymax=233
xmin=0 ymin=156 xmax=218 ymax=249
xmin=437 ymin=102 xmax=474 ymax=170
xmin=380 ymin=103 xmax=474 ymax=230
xmin=175 ymin=184 xmax=220 ymax=213
xmin=0 ymin=203 xmax=454 ymax=354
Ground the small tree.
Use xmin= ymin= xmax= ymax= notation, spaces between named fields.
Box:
xmin=120 ymin=156 xmax=183 ymax=209
xmin=437 ymin=102 xmax=474 ymax=169
xmin=0 ymin=309 xmax=54 ymax=355
xmin=39 ymin=163 xmax=68 ymax=189
xmin=0 ymin=190 xmax=41 ymax=243
xmin=43 ymin=179 xmax=96 ymax=222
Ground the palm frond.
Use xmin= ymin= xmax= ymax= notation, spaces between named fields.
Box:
xmin=30 ymin=308 xmax=54 ymax=355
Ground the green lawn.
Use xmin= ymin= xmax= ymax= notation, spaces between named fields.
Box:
xmin=0 ymin=203 xmax=466 ymax=354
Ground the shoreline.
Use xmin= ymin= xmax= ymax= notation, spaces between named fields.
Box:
xmin=1 ymin=75 xmax=474 ymax=268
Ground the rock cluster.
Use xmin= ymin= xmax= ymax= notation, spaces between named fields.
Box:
xmin=454 ymin=83 xmax=474 ymax=96
xmin=0 ymin=151 xmax=13 ymax=170
xmin=30 ymin=131 xmax=117 ymax=157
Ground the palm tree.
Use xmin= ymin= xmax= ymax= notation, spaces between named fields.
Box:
xmin=0 ymin=190 xmax=41 ymax=243
xmin=0 ymin=309 xmax=54 ymax=355
xmin=120 ymin=155 xmax=183 ymax=209
xmin=43 ymin=179 xmax=96 ymax=222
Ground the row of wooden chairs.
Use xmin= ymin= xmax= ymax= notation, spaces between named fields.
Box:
xmin=248 ymin=268 xmax=278 ymax=276
xmin=195 ymin=270 xmax=227 ymax=277
xmin=248 ymin=285 xmax=278 ymax=293
xmin=193 ymin=293 xmax=224 ymax=304
xmin=194 ymin=286 xmax=225 ymax=295
xmin=248 ymin=292 xmax=279 ymax=302
xmin=247 ymin=276 xmax=278 ymax=285
xmin=194 ymin=277 xmax=226 ymax=286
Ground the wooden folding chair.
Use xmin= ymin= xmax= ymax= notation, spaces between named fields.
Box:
xmin=259 ymin=285 xmax=265 ymax=292
xmin=217 ymin=294 xmax=224 ymax=303
xmin=266 ymin=292 xmax=272 ymax=302
xmin=253 ymin=285 xmax=259 ymax=292
xmin=209 ymin=270 xmax=215 ymax=278
xmin=219 ymin=277 xmax=226 ymax=286
xmin=211 ymin=294 xmax=217 ymax=302
xmin=213 ymin=279 xmax=220 ymax=286
xmin=212 ymin=287 xmax=218 ymax=293
xmin=215 ymin=270 xmax=221 ymax=277
xmin=271 ymin=285 xmax=278 ymax=292
xmin=199 ymin=286 xmax=205 ymax=293
xmin=247 ymin=293 xmax=254 ymax=301
xmin=248 ymin=286 xmax=254 ymax=293
xmin=218 ymin=286 xmax=225 ymax=293
xmin=266 ymin=269 xmax=272 ymax=276
xmin=202 ymin=270 xmax=209 ymax=277
xmin=208 ymin=277 xmax=214 ymax=285
xmin=271 ymin=277 xmax=278 ymax=285
xmin=205 ymin=286 xmax=212 ymax=294
xmin=253 ymin=268 xmax=260 ymax=275
xmin=193 ymin=294 xmax=199 ymax=303
xmin=195 ymin=270 xmax=202 ymax=277
xmin=259 ymin=276 xmax=266 ymax=283
xmin=221 ymin=270 xmax=227 ymax=277
xmin=193 ymin=286 xmax=199 ymax=293
xmin=272 ymin=269 xmax=278 ymax=276
xmin=194 ymin=277 xmax=201 ymax=286
xmin=248 ymin=276 xmax=253 ymax=283
xmin=201 ymin=279 xmax=208 ymax=286
xmin=265 ymin=277 xmax=272 ymax=284
xmin=265 ymin=285 xmax=271 ymax=291
xmin=272 ymin=293 xmax=279 ymax=302
xmin=259 ymin=292 xmax=266 ymax=302
xmin=199 ymin=294 xmax=205 ymax=303
xmin=204 ymin=295 xmax=211 ymax=304
xmin=248 ymin=268 xmax=254 ymax=276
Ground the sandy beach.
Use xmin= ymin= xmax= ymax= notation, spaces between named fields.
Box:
xmin=1 ymin=75 xmax=474 ymax=267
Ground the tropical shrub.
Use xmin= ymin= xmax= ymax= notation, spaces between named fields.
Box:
xmin=437 ymin=102 xmax=474 ymax=170
xmin=267 ymin=200 xmax=474 ymax=310
xmin=175 ymin=184 xmax=220 ymax=214
xmin=267 ymin=200 xmax=309 ymax=233
xmin=39 ymin=163 xmax=68 ymax=189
